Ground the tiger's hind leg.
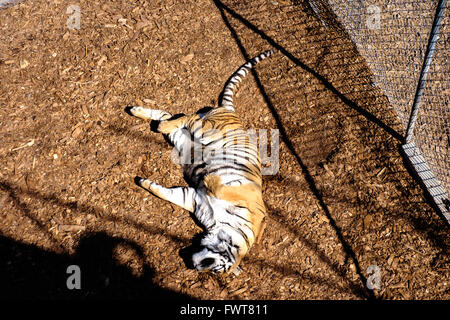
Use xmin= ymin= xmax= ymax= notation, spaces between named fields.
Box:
xmin=126 ymin=106 xmax=196 ymax=162
xmin=155 ymin=114 xmax=195 ymax=135
xmin=125 ymin=106 xmax=172 ymax=121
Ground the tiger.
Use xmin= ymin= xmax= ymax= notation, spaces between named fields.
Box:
xmin=125 ymin=50 xmax=275 ymax=275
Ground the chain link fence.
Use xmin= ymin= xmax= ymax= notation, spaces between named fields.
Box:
xmin=308 ymin=0 xmax=449 ymax=223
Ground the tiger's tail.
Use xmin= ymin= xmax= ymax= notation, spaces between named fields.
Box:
xmin=219 ymin=49 xmax=275 ymax=111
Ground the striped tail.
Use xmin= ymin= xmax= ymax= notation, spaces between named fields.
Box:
xmin=220 ymin=49 xmax=275 ymax=111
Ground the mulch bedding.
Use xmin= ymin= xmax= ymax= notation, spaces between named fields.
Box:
xmin=0 ymin=0 xmax=448 ymax=299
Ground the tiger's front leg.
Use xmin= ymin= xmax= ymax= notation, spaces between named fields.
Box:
xmin=126 ymin=106 xmax=194 ymax=156
xmin=135 ymin=177 xmax=197 ymax=212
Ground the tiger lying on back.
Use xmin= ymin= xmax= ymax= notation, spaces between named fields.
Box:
xmin=126 ymin=50 xmax=274 ymax=275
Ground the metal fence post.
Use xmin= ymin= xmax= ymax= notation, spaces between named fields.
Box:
xmin=401 ymin=0 xmax=450 ymax=224
xmin=404 ymin=0 xmax=447 ymax=143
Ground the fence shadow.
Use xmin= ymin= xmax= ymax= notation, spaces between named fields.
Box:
xmin=0 ymin=178 xmax=191 ymax=247
xmin=213 ymin=0 xmax=376 ymax=300
xmin=0 ymin=177 xmax=200 ymax=299
xmin=212 ymin=0 xmax=449 ymax=299
xmin=213 ymin=0 xmax=404 ymax=142
xmin=0 ymin=232 xmax=193 ymax=299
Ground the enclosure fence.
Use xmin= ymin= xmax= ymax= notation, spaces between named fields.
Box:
xmin=309 ymin=0 xmax=449 ymax=223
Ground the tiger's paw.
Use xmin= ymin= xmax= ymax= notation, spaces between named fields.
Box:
xmin=125 ymin=106 xmax=148 ymax=119
xmin=125 ymin=106 xmax=171 ymax=121
xmin=134 ymin=176 xmax=153 ymax=189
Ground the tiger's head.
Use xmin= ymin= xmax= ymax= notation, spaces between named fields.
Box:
xmin=189 ymin=176 xmax=266 ymax=274
xmin=191 ymin=228 xmax=245 ymax=274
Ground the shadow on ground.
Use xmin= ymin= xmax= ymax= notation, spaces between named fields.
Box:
xmin=0 ymin=232 xmax=192 ymax=300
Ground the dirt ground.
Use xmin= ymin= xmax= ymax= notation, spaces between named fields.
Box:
xmin=0 ymin=0 xmax=448 ymax=300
